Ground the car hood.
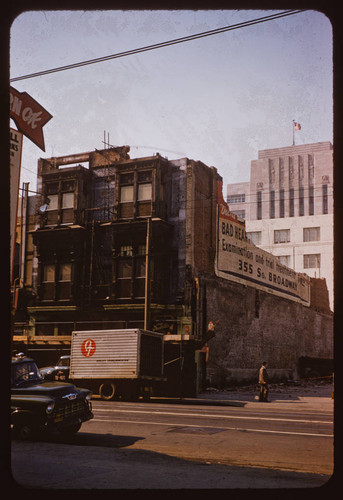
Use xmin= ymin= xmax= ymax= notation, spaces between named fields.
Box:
xmin=12 ymin=380 xmax=83 ymax=398
xmin=40 ymin=366 xmax=58 ymax=373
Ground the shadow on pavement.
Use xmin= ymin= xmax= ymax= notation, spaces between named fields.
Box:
xmin=12 ymin=431 xmax=145 ymax=448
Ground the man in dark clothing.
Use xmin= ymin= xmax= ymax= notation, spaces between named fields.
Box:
xmin=258 ymin=361 xmax=270 ymax=402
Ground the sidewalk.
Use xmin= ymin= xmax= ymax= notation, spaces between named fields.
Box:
xmin=196 ymin=384 xmax=334 ymax=411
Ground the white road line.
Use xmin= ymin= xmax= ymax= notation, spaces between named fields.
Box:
xmin=92 ymin=408 xmax=332 ymax=425
xmin=90 ymin=418 xmax=333 ymax=437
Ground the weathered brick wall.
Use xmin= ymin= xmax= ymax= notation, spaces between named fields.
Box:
xmin=187 ymin=161 xmax=218 ymax=274
xmin=203 ymin=273 xmax=333 ymax=385
xmin=310 ymin=277 xmax=331 ymax=313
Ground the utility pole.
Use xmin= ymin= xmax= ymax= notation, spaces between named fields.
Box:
xmin=144 ymin=217 xmax=151 ymax=330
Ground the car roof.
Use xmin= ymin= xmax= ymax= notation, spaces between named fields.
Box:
xmin=11 ymin=354 xmax=35 ymax=364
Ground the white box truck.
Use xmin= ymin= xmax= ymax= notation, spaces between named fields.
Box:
xmin=70 ymin=329 xmax=165 ymax=400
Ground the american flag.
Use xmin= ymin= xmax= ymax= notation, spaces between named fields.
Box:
xmin=294 ymin=122 xmax=301 ymax=131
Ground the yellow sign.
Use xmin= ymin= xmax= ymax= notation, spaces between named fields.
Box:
xmin=10 ymin=128 xmax=23 ymax=281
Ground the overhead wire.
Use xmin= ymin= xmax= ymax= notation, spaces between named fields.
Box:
xmin=10 ymin=10 xmax=305 ymax=82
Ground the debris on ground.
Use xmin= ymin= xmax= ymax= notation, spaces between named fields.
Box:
xmin=204 ymin=378 xmax=333 ymax=397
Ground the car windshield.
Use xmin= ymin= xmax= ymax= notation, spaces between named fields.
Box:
xmin=11 ymin=361 xmax=42 ymax=387
xmin=57 ymin=357 xmax=70 ymax=367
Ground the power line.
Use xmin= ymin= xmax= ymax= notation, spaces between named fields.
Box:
xmin=10 ymin=10 xmax=305 ymax=82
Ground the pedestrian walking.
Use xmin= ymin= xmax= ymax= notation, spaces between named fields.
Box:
xmin=259 ymin=361 xmax=270 ymax=402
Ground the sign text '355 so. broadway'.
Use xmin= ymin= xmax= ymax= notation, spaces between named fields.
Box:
xmin=215 ymin=194 xmax=310 ymax=306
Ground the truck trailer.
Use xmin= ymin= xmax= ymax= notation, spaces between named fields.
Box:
xmin=70 ymin=329 xmax=165 ymax=400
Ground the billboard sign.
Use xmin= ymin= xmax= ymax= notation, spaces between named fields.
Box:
xmin=10 ymin=86 xmax=52 ymax=151
xmin=10 ymin=128 xmax=23 ymax=280
xmin=215 ymin=195 xmax=310 ymax=306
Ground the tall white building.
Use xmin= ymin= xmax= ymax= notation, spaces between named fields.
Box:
xmin=226 ymin=142 xmax=333 ymax=310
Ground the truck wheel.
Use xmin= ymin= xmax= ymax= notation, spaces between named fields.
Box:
xmin=99 ymin=382 xmax=116 ymax=400
xmin=13 ymin=418 xmax=35 ymax=440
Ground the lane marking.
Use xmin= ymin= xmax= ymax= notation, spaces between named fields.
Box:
xmin=89 ymin=418 xmax=333 ymax=437
xmin=92 ymin=407 xmax=333 ymax=425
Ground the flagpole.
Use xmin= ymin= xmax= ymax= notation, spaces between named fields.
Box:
xmin=292 ymin=120 xmax=295 ymax=146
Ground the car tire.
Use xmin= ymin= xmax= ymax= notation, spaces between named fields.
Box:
xmin=99 ymin=382 xmax=117 ymax=400
xmin=13 ymin=417 xmax=35 ymax=440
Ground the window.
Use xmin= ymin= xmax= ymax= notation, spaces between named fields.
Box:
xmin=120 ymin=173 xmax=134 ymax=184
xmin=270 ymin=191 xmax=275 ymax=219
xmin=227 ymin=194 xmax=245 ymax=204
xmin=116 ymin=243 xmax=148 ymax=298
xmin=279 ymin=158 xmax=284 ymax=185
xmin=138 ymin=171 xmax=152 ymax=183
xmin=58 ymin=263 xmax=72 ymax=300
xmin=299 ymin=187 xmax=304 ymax=216
xmin=278 ymin=255 xmax=290 ymax=267
xmin=269 ymin=159 xmax=275 ymax=184
xmin=46 ymin=194 xmax=58 ymax=211
xmin=59 ymin=263 xmax=72 ymax=281
xmin=247 ymin=231 xmax=261 ymax=245
xmin=298 ymin=156 xmax=304 ymax=180
xmin=257 ymin=191 xmax=262 ymax=220
xmin=62 ymin=192 xmax=74 ymax=209
xmin=309 ymin=186 xmax=314 ymax=216
xmin=274 ymin=229 xmax=290 ymax=244
xmin=117 ymin=256 xmax=132 ymax=298
xmin=303 ymin=227 xmax=320 ymax=242
xmin=304 ymin=254 xmax=320 ymax=269
xmin=288 ymin=156 xmax=294 ymax=179
xmin=61 ymin=180 xmax=75 ymax=191
xmin=36 ymin=324 xmax=55 ymax=336
xmin=120 ymin=245 xmax=133 ymax=257
xmin=289 ymin=188 xmax=294 ymax=217
xmin=138 ymin=183 xmax=152 ymax=201
xmin=46 ymin=182 xmax=59 ymax=194
xmin=118 ymin=260 xmax=132 ymax=278
xmin=231 ymin=210 xmax=245 ymax=219
xmin=43 ymin=264 xmax=55 ymax=282
xmin=308 ymin=155 xmax=314 ymax=181
xmin=42 ymin=264 xmax=55 ymax=300
xmin=120 ymin=185 xmax=134 ymax=202
xmin=137 ymin=244 xmax=146 ymax=255
xmin=279 ymin=189 xmax=285 ymax=218
xmin=135 ymin=258 xmax=146 ymax=277
xmin=322 ymin=184 xmax=328 ymax=214
xmin=119 ymin=173 xmax=134 ymax=205
xmin=137 ymin=171 xmax=152 ymax=202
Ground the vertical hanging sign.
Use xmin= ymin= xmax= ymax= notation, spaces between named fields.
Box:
xmin=10 ymin=128 xmax=23 ymax=281
xmin=9 ymin=87 xmax=52 ymax=282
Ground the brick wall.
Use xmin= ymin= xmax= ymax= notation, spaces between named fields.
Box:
xmin=202 ymin=273 xmax=333 ymax=385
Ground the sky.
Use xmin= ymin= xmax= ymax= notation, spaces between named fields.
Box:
xmin=10 ymin=9 xmax=333 ymax=193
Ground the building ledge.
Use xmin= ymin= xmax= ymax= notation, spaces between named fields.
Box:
xmin=28 ymin=305 xmax=78 ymax=312
xmin=103 ymin=303 xmax=183 ymax=311
xmin=13 ymin=336 xmax=71 ymax=344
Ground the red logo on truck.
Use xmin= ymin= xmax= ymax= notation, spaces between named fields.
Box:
xmin=81 ymin=338 xmax=96 ymax=357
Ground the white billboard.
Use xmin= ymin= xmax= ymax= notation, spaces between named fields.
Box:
xmin=215 ymin=201 xmax=310 ymax=306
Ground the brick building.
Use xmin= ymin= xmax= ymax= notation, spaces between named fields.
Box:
xmin=12 ymin=145 xmax=333 ymax=391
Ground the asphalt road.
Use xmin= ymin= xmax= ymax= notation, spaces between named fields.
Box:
xmin=10 ymin=388 xmax=335 ymax=490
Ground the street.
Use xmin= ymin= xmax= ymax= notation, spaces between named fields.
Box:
xmin=10 ymin=386 xmax=334 ymax=489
